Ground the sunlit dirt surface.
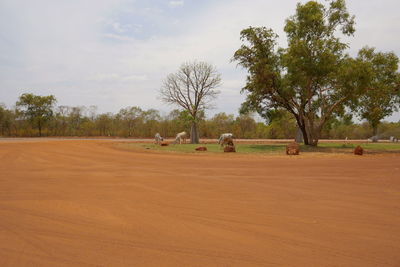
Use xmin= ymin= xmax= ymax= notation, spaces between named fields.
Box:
xmin=1 ymin=140 xmax=399 ymax=266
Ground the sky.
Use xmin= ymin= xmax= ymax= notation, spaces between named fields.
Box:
xmin=0 ymin=0 xmax=399 ymax=121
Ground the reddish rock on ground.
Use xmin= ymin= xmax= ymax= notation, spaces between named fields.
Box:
xmin=224 ymin=145 xmax=236 ymax=153
xmin=354 ymin=145 xmax=363 ymax=155
xmin=286 ymin=142 xmax=300 ymax=155
xmin=160 ymin=142 xmax=169 ymax=146
xmin=195 ymin=147 xmax=207 ymax=151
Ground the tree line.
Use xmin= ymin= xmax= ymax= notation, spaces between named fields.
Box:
xmin=0 ymin=94 xmax=399 ymax=139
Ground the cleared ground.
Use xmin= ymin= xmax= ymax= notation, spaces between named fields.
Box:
xmin=1 ymin=139 xmax=399 ymax=266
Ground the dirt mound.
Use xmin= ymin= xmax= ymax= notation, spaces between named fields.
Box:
xmin=224 ymin=145 xmax=236 ymax=152
xmin=286 ymin=142 xmax=300 ymax=155
xmin=354 ymin=145 xmax=363 ymax=155
xmin=160 ymin=141 xmax=169 ymax=146
xmin=227 ymin=140 xmax=234 ymax=146
xmin=195 ymin=146 xmax=207 ymax=151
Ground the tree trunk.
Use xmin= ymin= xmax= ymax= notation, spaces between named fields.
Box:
xmin=306 ymin=124 xmax=320 ymax=147
xmin=294 ymin=116 xmax=309 ymax=145
xmin=372 ymin=123 xmax=378 ymax=137
xmin=300 ymin=126 xmax=309 ymax=145
xmin=295 ymin=126 xmax=304 ymax=143
xmin=190 ymin=122 xmax=199 ymax=144
xmin=308 ymin=135 xmax=319 ymax=146
xmin=38 ymin=120 xmax=42 ymax=137
xmin=296 ymin=116 xmax=320 ymax=146
xmin=371 ymin=122 xmax=379 ymax=142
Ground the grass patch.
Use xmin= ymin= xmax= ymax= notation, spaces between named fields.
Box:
xmin=301 ymin=142 xmax=400 ymax=153
xmin=116 ymin=141 xmax=400 ymax=155
xmin=118 ymin=143 xmax=287 ymax=154
xmin=117 ymin=141 xmax=400 ymax=154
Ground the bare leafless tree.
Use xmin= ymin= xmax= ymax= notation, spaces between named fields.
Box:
xmin=160 ymin=61 xmax=221 ymax=143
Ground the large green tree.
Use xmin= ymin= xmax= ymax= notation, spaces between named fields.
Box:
xmin=16 ymin=93 xmax=57 ymax=136
xmin=233 ymin=0 xmax=368 ymax=146
xmin=353 ymin=47 xmax=400 ymax=137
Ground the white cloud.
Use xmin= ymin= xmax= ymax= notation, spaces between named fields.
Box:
xmin=168 ymin=1 xmax=184 ymax=7
xmin=87 ymin=73 xmax=147 ymax=82
xmin=103 ymin=33 xmax=135 ymax=41
xmin=110 ymin=21 xmax=130 ymax=33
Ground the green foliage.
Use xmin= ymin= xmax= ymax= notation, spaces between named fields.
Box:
xmin=0 ymin=104 xmax=16 ymax=136
xmin=352 ymin=47 xmax=400 ymax=136
xmin=16 ymin=93 xmax=57 ymax=136
xmin=204 ymin=112 xmax=235 ymax=138
xmin=233 ymin=0 xmax=370 ymax=146
xmin=266 ymin=110 xmax=297 ymax=139
xmin=116 ymin=106 xmax=143 ymax=137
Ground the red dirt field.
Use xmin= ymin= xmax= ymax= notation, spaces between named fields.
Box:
xmin=1 ymin=140 xmax=399 ymax=266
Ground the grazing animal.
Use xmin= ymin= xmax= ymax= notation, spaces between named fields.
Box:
xmin=368 ymin=136 xmax=379 ymax=143
xmin=343 ymin=136 xmax=349 ymax=146
xmin=173 ymin=131 xmax=187 ymax=144
xmin=218 ymin=133 xmax=234 ymax=147
xmin=154 ymin=133 xmax=163 ymax=144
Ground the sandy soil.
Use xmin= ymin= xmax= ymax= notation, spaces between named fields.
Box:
xmin=0 ymin=140 xmax=399 ymax=266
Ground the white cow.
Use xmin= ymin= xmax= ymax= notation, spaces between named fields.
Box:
xmin=154 ymin=133 xmax=163 ymax=144
xmin=174 ymin=131 xmax=187 ymax=144
xmin=368 ymin=136 xmax=379 ymax=143
xmin=218 ymin=133 xmax=234 ymax=147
